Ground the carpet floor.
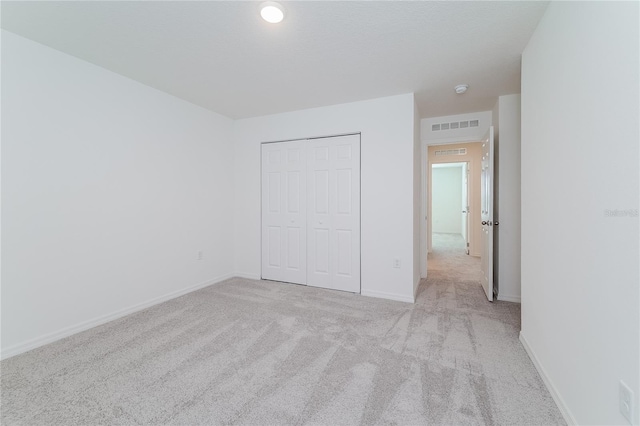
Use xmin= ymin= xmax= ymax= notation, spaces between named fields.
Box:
xmin=1 ymin=238 xmax=564 ymax=425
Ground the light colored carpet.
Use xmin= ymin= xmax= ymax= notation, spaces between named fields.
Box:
xmin=1 ymin=248 xmax=564 ymax=425
xmin=430 ymin=232 xmax=481 ymax=282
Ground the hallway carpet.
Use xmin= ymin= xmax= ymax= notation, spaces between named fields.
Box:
xmin=1 ymin=247 xmax=564 ymax=425
xmin=430 ymin=232 xmax=481 ymax=282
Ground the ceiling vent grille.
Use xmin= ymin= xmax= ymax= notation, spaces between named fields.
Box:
xmin=432 ymin=119 xmax=479 ymax=131
xmin=434 ymin=148 xmax=467 ymax=156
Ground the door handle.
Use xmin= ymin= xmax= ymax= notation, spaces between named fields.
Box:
xmin=494 ymin=221 xmax=499 ymax=226
xmin=482 ymin=221 xmax=487 ymax=225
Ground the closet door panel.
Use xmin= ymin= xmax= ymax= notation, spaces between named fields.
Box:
xmin=261 ymin=141 xmax=306 ymax=284
xmin=307 ymin=134 xmax=360 ymax=293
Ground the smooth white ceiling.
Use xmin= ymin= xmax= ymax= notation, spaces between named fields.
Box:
xmin=1 ymin=1 xmax=549 ymax=119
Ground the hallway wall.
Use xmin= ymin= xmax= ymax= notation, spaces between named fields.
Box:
xmin=432 ymin=166 xmax=463 ymax=235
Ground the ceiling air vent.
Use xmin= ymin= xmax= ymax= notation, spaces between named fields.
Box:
xmin=434 ymin=148 xmax=467 ymax=156
xmin=431 ymin=118 xmax=478 ymax=131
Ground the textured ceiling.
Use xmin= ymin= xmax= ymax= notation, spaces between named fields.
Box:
xmin=1 ymin=1 xmax=548 ymax=119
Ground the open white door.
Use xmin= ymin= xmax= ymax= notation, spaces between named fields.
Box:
xmin=480 ymin=127 xmax=494 ymax=301
xmin=261 ymin=141 xmax=307 ymax=285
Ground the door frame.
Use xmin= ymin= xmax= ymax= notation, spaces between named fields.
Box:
xmin=260 ymin=132 xmax=362 ymax=293
xmin=461 ymin=161 xmax=470 ymax=255
xmin=420 ymin=136 xmax=481 ymax=278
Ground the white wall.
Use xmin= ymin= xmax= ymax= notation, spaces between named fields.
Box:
xmin=520 ymin=3 xmax=639 ymax=425
xmin=421 ymin=111 xmax=492 ymax=145
xmin=493 ymin=94 xmax=522 ymax=303
xmin=432 ymin=166 xmax=463 ymax=234
xmin=233 ymin=94 xmax=417 ymax=303
xmin=413 ymin=100 xmax=422 ymax=292
xmin=1 ymin=31 xmax=236 ymax=358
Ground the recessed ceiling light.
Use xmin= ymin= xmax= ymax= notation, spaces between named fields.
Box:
xmin=454 ymin=84 xmax=469 ymax=94
xmin=260 ymin=1 xmax=285 ymax=24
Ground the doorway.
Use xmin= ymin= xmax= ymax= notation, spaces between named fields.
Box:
xmin=431 ymin=162 xmax=469 ymax=254
xmin=426 ymin=142 xmax=483 ymax=281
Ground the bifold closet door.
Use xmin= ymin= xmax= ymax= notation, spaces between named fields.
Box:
xmin=261 ymin=141 xmax=307 ymax=284
xmin=307 ymin=134 xmax=361 ymax=293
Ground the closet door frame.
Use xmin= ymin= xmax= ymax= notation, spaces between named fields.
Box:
xmin=260 ymin=133 xmax=361 ymax=293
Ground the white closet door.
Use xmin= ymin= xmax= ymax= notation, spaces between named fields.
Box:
xmin=261 ymin=141 xmax=307 ymax=284
xmin=307 ymin=134 xmax=361 ymax=293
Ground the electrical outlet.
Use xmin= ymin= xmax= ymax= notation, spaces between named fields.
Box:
xmin=620 ymin=380 xmax=634 ymax=424
xmin=197 ymin=251 xmax=204 ymax=261
xmin=393 ymin=258 xmax=401 ymax=268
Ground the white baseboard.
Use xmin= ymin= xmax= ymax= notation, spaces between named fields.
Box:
xmin=497 ymin=294 xmax=521 ymax=303
xmin=519 ymin=332 xmax=576 ymax=425
xmin=0 ymin=273 xmax=234 ymax=360
xmin=234 ymin=272 xmax=261 ymax=280
xmin=361 ymin=289 xmax=414 ymax=304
